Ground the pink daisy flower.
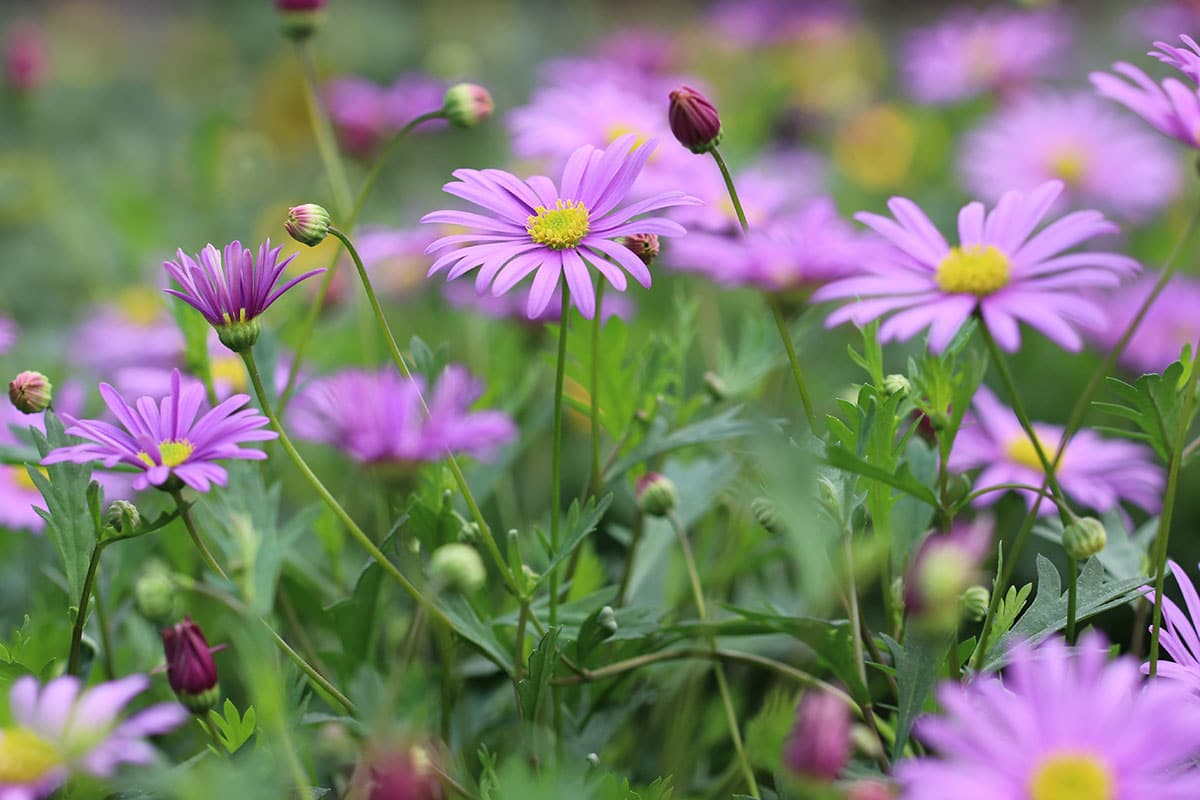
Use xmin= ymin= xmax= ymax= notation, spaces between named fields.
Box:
xmin=949 ymin=386 xmax=1164 ymax=517
xmin=812 ymin=180 xmax=1139 ymax=353
xmin=1144 ymin=559 xmax=1200 ymax=694
xmin=421 ymin=134 xmax=700 ymax=319
xmin=1091 ymin=35 xmax=1200 ymax=149
xmin=959 ymin=92 xmax=1181 ymax=222
xmin=1083 ymin=271 xmax=1200 ymax=374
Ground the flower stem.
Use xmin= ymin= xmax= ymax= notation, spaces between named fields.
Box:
xmin=170 ymin=489 xmax=230 ymax=581
xmin=67 ymin=543 xmax=104 ymax=676
xmin=241 ymin=349 xmax=445 ymax=625
xmin=589 ymin=279 xmax=606 ymax=497
xmin=709 ymin=146 xmax=817 ymax=427
xmin=93 ymin=582 xmax=116 ymax=680
xmin=293 ymin=40 xmax=353 ymax=215
xmin=203 ymin=711 xmax=227 ymax=755
xmin=549 ymin=286 xmax=570 ymax=738
xmin=615 ymin=511 xmax=644 ymax=606
xmin=349 ymin=110 xmax=445 ymax=224
xmin=1066 ymin=557 xmax=1078 ymax=645
xmin=668 ymin=512 xmax=760 ymax=799
xmin=327 ymin=226 xmax=517 ymax=596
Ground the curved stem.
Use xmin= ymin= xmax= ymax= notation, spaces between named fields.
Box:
xmin=171 ymin=490 xmax=229 ymax=581
xmin=841 ymin=523 xmax=890 ymax=771
xmin=293 ymin=40 xmax=353 ymax=215
xmin=93 ymin=582 xmax=116 ymax=680
xmin=328 ymin=226 xmax=517 ymax=596
xmin=67 ymin=544 xmax=104 ymax=676
xmin=349 ymin=110 xmax=445 ymax=224
xmin=615 ymin=511 xmax=644 ymax=606
xmin=710 ymin=147 xmax=749 ymax=233
xmin=669 ymin=512 xmax=760 ymax=799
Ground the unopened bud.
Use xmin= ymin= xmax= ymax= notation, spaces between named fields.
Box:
xmin=960 ymin=585 xmax=989 ymax=622
xmin=750 ymin=496 xmax=784 ymax=535
xmin=783 ymin=690 xmax=851 ymax=782
xmin=215 ymin=318 xmax=261 ymax=353
xmin=275 ymin=0 xmax=326 ymax=41
xmin=1063 ymin=516 xmax=1106 ymax=560
xmin=285 ymin=203 xmax=331 ymax=247
xmin=104 ymin=499 xmax=141 ymax=534
xmin=668 ymin=85 xmax=723 ymax=154
xmin=4 ymin=22 xmax=47 ymax=94
xmin=442 ymin=83 xmax=493 ymax=128
xmin=598 ymin=605 xmax=618 ymax=635
xmin=135 ymin=563 xmax=178 ymax=624
xmin=620 ymin=232 xmax=660 ymax=266
xmin=8 ymin=371 xmax=51 ymax=414
xmin=883 ymin=374 xmax=910 ymax=397
xmin=162 ymin=616 xmax=220 ymax=714
xmin=635 ymin=472 xmax=677 ymax=517
xmin=430 ymin=543 xmax=486 ymax=593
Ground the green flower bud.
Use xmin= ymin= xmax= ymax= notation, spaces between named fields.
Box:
xmin=134 ymin=564 xmax=178 ymax=624
xmin=430 ymin=543 xmax=486 ymax=593
xmin=1063 ymin=516 xmax=1107 ymax=560
xmin=882 ymin=374 xmax=910 ymax=397
xmin=751 ymin=496 xmax=784 ymax=535
xmin=442 ymin=83 xmax=494 ymax=128
xmin=105 ymin=499 xmax=141 ymax=534
xmin=598 ymin=605 xmax=618 ymax=635
xmin=702 ymin=370 xmax=728 ymax=402
xmin=960 ymin=585 xmax=989 ymax=622
xmin=8 ymin=371 xmax=52 ymax=414
xmin=215 ymin=318 xmax=261 ymax=353
xmin=285 ymin=203 xmax=331 ymax=247
xmin=635 ymin=472 xmax=677 ymax=517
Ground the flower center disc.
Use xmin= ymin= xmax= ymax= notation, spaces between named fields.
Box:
xmin=11 ymin=465 xmax=46 ymax=492
xmin=210 ymin=355 xmax=247 ymax=392
xmin=0 ymin=727 xmax=63 ymax=784
xmin=935 ymin=245 xmax=1011 ymax=296
xmin=138 ymin=439 xmax=195 ymax=468
xmin=527 ymin=200 xmax=590 ymax=250
xmin=1005 ymin=432 xmax=1061 ymax=471
xmin=1049 ymin=148 xmax=1088 ymax=185
xmin=1030 ymin=753 xmax=1114 ymax=800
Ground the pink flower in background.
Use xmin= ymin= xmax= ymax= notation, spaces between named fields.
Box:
xmin=1143 ymin=559 xmax=1200 ymax=694
xmin=1092 ymin=36 xmax=1200 ymax=149
xmin=326 ymin=73 xmax=445 ymax=155
xmin=4 ymin=20 xmax=47 ymax=94
xmin=1084 ymin=271 xmax=1200 ymax=374
xmin=667 ymin=150 xmax=826 ymax=233
xmin=960 ymin=92 xmax=1181 ymax=222
xmin=902 ymin=8 xmax=1071 ymax=105
xmin=71 ymin=291 xmax=182 ymax=376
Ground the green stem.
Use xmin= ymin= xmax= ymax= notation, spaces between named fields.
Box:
xmin=171 ymin=489 xmax=229 ymax=581
xmin=710 ymin=147 xmax=749 ymax=233
xmin=842 ymin=525 xmax=890 ymax=771
xmin=349 ymin=110 xmax=445 ymax=223
xmin=1066 ymin=557 xmax=1078 ymax=645
xmin=293 ymin=40 xmax=353 ymax=215
xmin=328 ymin=226 xmax=517 ymax=596
xmin=67 ymin=544 xmax=104 ymax=676
xmin=589 ymin=279 xmax=606 ymax=497
xmin=240 ymin=349 xmax=445 ymax=627
xmin=549 ymin=286 xmax=571 ymax=739
xmin=669 ymin=512 xmax=760 ymax=799
xmin=203 ymin=711 xmax=227 ymax=755
xmin=93 ymin=582 xmax=116 ymax=680
xmin=615 ymin=511 xmax=644 ymax=606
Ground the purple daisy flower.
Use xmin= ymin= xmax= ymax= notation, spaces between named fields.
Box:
xmin=668 ymin=198 xmax=872 ymax=293
xmin=442 ymin=281 xmax=635 ymax=325
xmin=326 ymin=73 xmax=445 ymax=156
xmin=960 ymin=92 xmax=1181 ymax=222
xmin=1083 ymin=271 xmax=1200 ymax=374
xmin=1129 ymin=3 xmax=1200 ymax=44
xmin=70 ymin=290 xmax=183 ymax=376
xmin=290 ymin=365 xmax=515 ymax=465
xmin=1143 ymin=559 xmax=1200 ymax=694
xmin=1091 ymin=36 xmax=1200 ymax=149
xmin=0 ymin=673 xmax=186 ymax=799
xmin=707 ymin=0 xmax=855 ymax=47
xmin=902 ymin=8 xmax=1071 ymax=106
xmin=812 ymin=180 xmax=1140 ymax=353
xmin=421 ymin=134 xmax=701 ymax=319
xmin=41 ymin=369 xmax=276 ymax=493
xmin=163 ymin=239 xmax=323 ymax=351
xmin=897 ymin=633 xmax=1200 ymax=800
xmin=949 ymin=385 xmax=1164 ymax=517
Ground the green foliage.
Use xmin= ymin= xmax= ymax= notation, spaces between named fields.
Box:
xmin=885 ymin=630 xmax=952 ymax=762
xmin=206 ymin=698 xmax=258 ymax=755
xmin=1094 ymin=356 xmax=1189 ymax=463
xmin=517 ymin=627 xmax=560 ymax=723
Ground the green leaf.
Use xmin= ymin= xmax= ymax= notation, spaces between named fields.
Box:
xmin=605 ymin=407 xmax=758 ymax=479
xmin=535 ymin=494 xmax=612 ymax=584
xmin=439 ymin=595 xmax=511 ymax=674
xmin=29 ymin=412 xmax=98 ymax=609
xmin=823 ymin=445 xmax=938 ymax=508
xmin=207 ymin=698 xmax=257 ymax=755
xmin=1094 ymin=362 xmax=1186 ymax=462
xmin=517 ymin=627 xmax=560 ymax=723
xmin=885 ymin=631 xmax=952 ymax=762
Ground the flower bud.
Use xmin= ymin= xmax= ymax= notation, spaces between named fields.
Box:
xmin=620 ymin=232 xmax=660 ymax=266
xmin=905 ymin=519 xmax=991 ymax=632
xmin=883 ymin=374 xmax=910 ymax=397
xmin=105 ymin=499 xmax=141 ymax=534
xmin=4 ymin=22 xmax=46 ymax=94
xmin=1063 ymin=516 xmax=1107 ymax=560
xmin=286 ymin=203 xmax=331 ymax=247
xmin=750 ymin=496 xmax=784 ymax=535
xmin=598 ymin=605 xmax=618 ymax=635
xmin=442 ymin=83 xmax=493 ymax=128
xmin=352 ymin=742 xmax=445 ymax=800
xmin=275 ymin=0 xmax=326 ymax=41
xmin=135 ymin=563 xmax=178 ymax=624
xmin=429 ymin=543 xmax=486 ymax=593
xmin=635 ymin=472 xmax=677 ymax=517
xmin=847 ymin=780 xmax=896 ymax=800
xmin=783 ymin=690 xmax=851 ymax=782
xmin=215 ymin=318 xmax=261 ymax=353
xmin=667 ymin=86 xmax=723 ymax=154
xmin=702 ymin=370 xmax=728 ymax=402
xmin=960 ymin=585 xmax=989 ymax=622
xmin=8 ymin=371 xmax=52 ymax=414
xmin=162 ymin=616 xmax=220 ymax=714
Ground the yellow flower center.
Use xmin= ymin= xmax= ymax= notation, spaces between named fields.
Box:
xmin=935 ymin=245 xmax=1011 ymax=296
xmin=210 ymin=354 xmax=247 ymax=393
xmin=1030 ymin=753 xmax=1114 ymax=800
xmin=0 ymin=727 xmax=63 ymax=784
xmin=526 ymin=200 xmax=590 ymax=250
xmin=1049 ymin=147 xmax=1088 ymax=185
xmin=137 ymin=439 xmax=195 ymax=468
xmin=11 ymin=465 xmax=46 ymax=492
xmin=1005 ymin=432 xmax=1061 ymax=471
xmin=117 ymin=286 xmax=165 ymax=327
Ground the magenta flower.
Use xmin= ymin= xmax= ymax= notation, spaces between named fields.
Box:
xmin=812 ymin=181 xmax=1139 ymax=353
xmin=42 ymin=369 xmax=276 ymax=493
xmin=949 ymin=386 xmax=1164 ymax=517
xmin=70 ymin=290 xmax=182 ymax=375
xmin=897 ymin=633 xmax=1200 ymax=800
xmin=290 ymin=365 xmax=516 ymax=466
xmin=960 ymin=92 xmax=1181 ymax=222
xmin=421 ymin=134 xmax=700 ymax=319
xmin=669 ymin=198 xmax=871 ymax=293
xmin=1083 ymin=271 xmax=1200 ymax=374
xmin=902 ymin=8 xmax=1071 ymax=105
xmin=326 ymin=74 xmax=445 ymax=155
xmin=1143 ymin=560 xmax=1200 ymax=694
xmin=1091 ymin=36 xmax=1200 ymax=149
xmin=707 ymin=0 xmax=855 ymax=47
xmin=0 ymin=673 xmax=186 ymax=799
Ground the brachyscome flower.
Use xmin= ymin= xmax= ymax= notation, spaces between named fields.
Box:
xmin=421 ymin=134 xmax=700 ymax=319
xmin=1143 ymin=559 xmax=1200 ymax=695
xmin=1084 ymin=271 xmax=1200 ymax=374
xmin=42 ymin=369 xmax=276 ymax=493
xmin=949 ymin=385 xmax=1164 ymax=516
xmin=0 ymin=674 xmax=186 ymax=799
xmin=290 ymin=365 xmax=515 ymax=466
xmin=897 ymin=633 xmax=1200 ymax=800
xmin=959 ymin=92 xmax=1180 ymax=222
xmin=812 ymin=180 xmax=1139 ymax=353
xmin=1091 ymin=35 xmax=1200 ymax=149
xmin=164 ymin=239 xmax=323 ymax=352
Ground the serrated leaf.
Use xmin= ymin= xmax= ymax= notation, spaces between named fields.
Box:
xmin=517 ymin=627 xmax=560 ymax=723
xmin=885 ymin=631 xmax=952 ymax=762
xmin=824 ymin=445 xmax=938 ymax=508
xmin=1094 ymin=363 xmax=1186 ymax=462
xmin=535 ymin=494 xmax=612 ymax=583
xmin=439 ymin=595 xmax=511 ymax=673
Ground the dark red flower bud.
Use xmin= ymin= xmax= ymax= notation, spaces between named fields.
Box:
xmin=668 ymin=85 xmax=723 ymax=154
xmin=351 ymin=743 xmax=445 ymax=800
xmin=783 ymin=690 xmax=851 ymax=782
xmin=162 ymin=616 xmax=220 ymax=714
xmin=4 ymin=22 xmax=47 ymax=95
xmin=275 ymin=0 xmax=326 ymax=40
xmin=620 ymin=233 xmax=660 ymax=266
